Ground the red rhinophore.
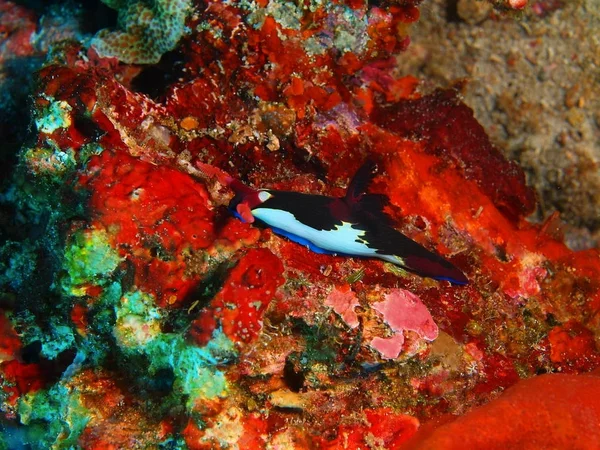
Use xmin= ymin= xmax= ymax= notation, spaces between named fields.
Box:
xmin=196 ymin=161 xmax=255 ymax=207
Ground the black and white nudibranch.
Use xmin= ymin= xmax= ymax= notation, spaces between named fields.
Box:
xmin=197 ymin=159 xmax=468 ymax=285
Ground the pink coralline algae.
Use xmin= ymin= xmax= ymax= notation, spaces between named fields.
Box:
xmin=1 ymin=0 xmax=600 ymax=449
xmin=325 ymin=284 xmax=360 ymax=329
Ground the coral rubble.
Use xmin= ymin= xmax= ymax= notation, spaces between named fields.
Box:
xmin=1 ymin=0 xmax=599 ymax=448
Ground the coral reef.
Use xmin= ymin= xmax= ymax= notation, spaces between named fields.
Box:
xmin=1 ymin=0 xmax=599 ymax=448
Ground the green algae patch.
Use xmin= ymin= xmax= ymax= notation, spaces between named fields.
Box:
xmin=34 ymin=97 xmax=73 ymax=134
xmin=78 ymin=143 xmax=104 ymax=165
xmin=61 ymin=227 xmax=122 ymax=297
xmin=110 ymin=286 xmax=237 ymax=411
xmin=112 ymin=325 xmax=237 ymax=411
xmin=41 ymin=322 xmax=76 ymax=360
xmin=145 ymin=330 xmax=235 ymax=409
xmin=114 ymin=290 xmax=162 ymax=348
xmin=22 ymin=143 xmax=77 ymax=182
xmin=17 ymin=384 xmax=90 ymax=449
xmin=0 ymin=241 xmax=37 ymax=291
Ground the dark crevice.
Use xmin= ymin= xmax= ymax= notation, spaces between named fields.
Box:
xmin=283 ymin=354 xmax=305 ymax=392
xmin=130 ymin=50 xmax=187 ymax=100
xmin=445 ymin=0 xmax=461 ymax=22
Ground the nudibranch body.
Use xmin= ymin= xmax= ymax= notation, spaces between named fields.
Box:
xmin=197 ymin=160 xmax=468 ymax=285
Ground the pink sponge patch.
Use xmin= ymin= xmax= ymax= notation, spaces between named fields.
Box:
xmin=370 ymin=334 xmax=406 ymax=360
xmin=371 ymin=289 xmax=439 ymax=358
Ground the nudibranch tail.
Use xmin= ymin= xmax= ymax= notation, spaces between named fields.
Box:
xmin=401 ymin=254 xmax=469 ymax=285
xmin=345 ymin=159 xmax=468 ymax=285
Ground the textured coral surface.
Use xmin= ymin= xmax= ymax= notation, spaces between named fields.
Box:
xmin=1 ymin=0 xmax=599 ymax=449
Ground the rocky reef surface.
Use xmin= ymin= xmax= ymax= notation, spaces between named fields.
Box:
xmin=1 ymin=0 xmax=599 ymax=448
xmin=399 ymin=0 xmax=600 ymax=249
